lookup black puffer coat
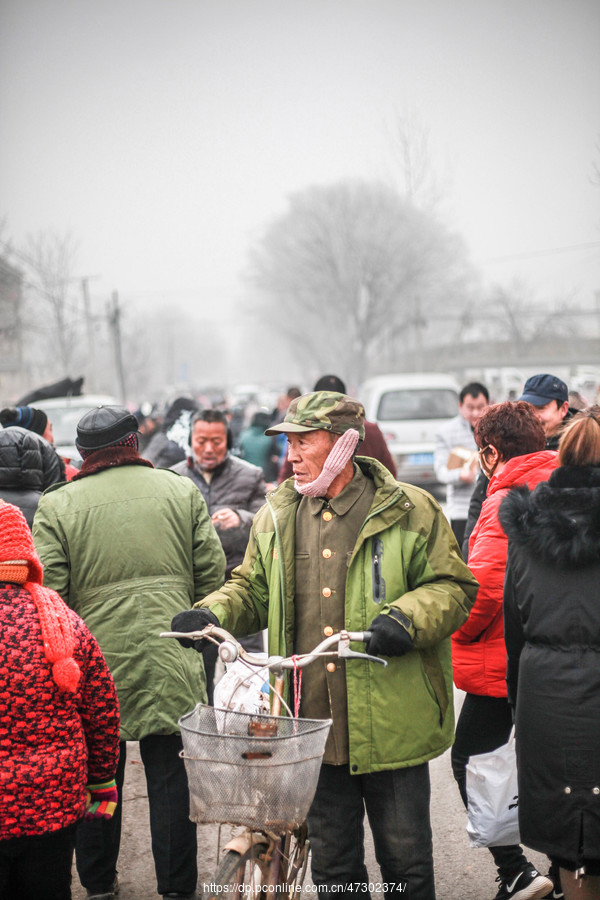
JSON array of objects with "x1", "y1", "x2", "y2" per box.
[
  {"x1": 499, "y1": 466, "x2": 600, "y2": 868},
  {"x1": 0, "y1": 427, "x2": 62, "y2": 525}
]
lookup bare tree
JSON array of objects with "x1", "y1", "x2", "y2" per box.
[
  {"x1": 478, "y1": 281, "x2": 583, "y2": 356},
  {"x1": 246, "y1": 179, "x2": 475, "y2": 383},
  {"x1": 16, "y1": 230, "x2": 81, "y2": 373},
  {"x1": 384, "y1": 106, "x2": 448, "y2": 214}
]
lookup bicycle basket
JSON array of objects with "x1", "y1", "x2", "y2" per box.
[{"x1": 179, "y1": 704, "x2": 331, "y2": 831}]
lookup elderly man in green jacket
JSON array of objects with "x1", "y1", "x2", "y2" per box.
[
  {"x1": 33, "y1": 405, "x2": 226, "y2": 900},
  {"x1": 172, "y1": 391, "x2": 478, "y2": 899}
]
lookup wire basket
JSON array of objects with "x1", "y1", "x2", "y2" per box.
[{"x1": 179, "y1": 704, "x2": 332, "y2": 831}]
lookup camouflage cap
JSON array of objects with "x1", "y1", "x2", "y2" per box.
[{"x1": 265, "y1": 391, "x2": 365, "y2": 440}]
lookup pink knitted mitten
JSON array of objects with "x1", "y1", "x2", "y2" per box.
[{"x1": 295, "y1": 429, "x2": 360, "y2": 497}]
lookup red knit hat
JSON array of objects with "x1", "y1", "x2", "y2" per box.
[{"x1": 0, "y1": 500, "x2": 81, "y2": 692}]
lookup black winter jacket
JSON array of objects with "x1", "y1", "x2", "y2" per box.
[
  {"x1": 171, "y1": 453, "x2": 266, "y2": 576},
  {"x1": 0, "y1": 427, "x2": 63, "y2": 525},
  {"x1": 499, "y1": 466, "x2": 600, "y2": 868}
]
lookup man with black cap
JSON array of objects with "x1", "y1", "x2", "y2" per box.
[
  {"x1": 171, "y1": 390, "x2": 477, "y2": 899},
  {"x1": 518, "y1": 373, "x2": 575, "y2": 449},
  {"x1": 461, "y1": 374, "x2": 576, "y2": 560},
  {"x1": 32, "y1": 405, "x2": 226, "y2": 900}
]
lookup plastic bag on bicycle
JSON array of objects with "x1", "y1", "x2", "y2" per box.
[{"x1": 213, "y1": 655, "x2": 271, "y2": 715}]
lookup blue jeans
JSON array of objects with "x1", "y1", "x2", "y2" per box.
[
  {"x1": 76, "y1": 734, "x2": 197, "y2": 895},
  {"x1": 307, "y1": 763, "x2": 435, "y2": 899}
]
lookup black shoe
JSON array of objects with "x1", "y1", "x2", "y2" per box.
[
  {"x1": 494, "y1": 864, "x2": 553, "y2": 900},
  {"x1": 162, "y1": 893, "x2": 197, "y2": 899},
  {"x1": 542, "y1": 863, "x2": 564, "y2": 899},
  {"x1": 87, "y1": 877, "x2": 119, "y2": 899}
]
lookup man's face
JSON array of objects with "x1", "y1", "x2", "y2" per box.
[
  {"x1": 287, "y1": 430, "x2": 336, "y2": 485},
  {"x1": 43, "y1": 421, "x2": 54, "y2": 444},
  {"x1": 531, "y1": 399, "x2": 569, "y2": 436},
  {"x1": 191, "y1": 421, "x2": 228, "y2": 470},
  {"x1": 459, "y1": 393, "x2": 488, "y2": 429}
]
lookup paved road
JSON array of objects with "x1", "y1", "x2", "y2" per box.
[
  {"x1": 70, "y1": 503, "x2": 550, "y2": 898},
  {"x1": 70, "y1": 700, "x2": 550, "y2": 900}
]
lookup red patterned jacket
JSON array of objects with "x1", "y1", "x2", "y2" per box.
[{"x1": 0, "y1": 582, "x2": 120, "y2": 840}]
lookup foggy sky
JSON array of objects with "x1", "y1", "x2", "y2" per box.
[{"x1": 1, "y1": 0, "x2": 599, "y2": 341}]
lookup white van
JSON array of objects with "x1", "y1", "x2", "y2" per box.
[
  {"x1": 359, "y1": 373, "x2": 460, "y2": 488},
  {"x1": 38, "y1": 394, "x2": 118, "y2": 462}
]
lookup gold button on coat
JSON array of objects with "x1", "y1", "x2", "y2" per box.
[
  {"x1": 326, "y1": 662, "x2": 336, "y2": 673},
  {"x1": 322, "y1": 548, "x2": 332, "y2": 558},
  {"x1": 323, "y1": 625, "x2": 334, "y2": 637},
  {"x1": 322, "y1": 587, "x2": 332, "y2": 597},
  {"x1": 323, "y1": 510, "x2": 333, "y2": 521}
]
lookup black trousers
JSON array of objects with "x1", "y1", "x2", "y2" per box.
[
  {"x1": 76, "y1": 734, "x2": 197, "y2": 896},
  {"x1": 451, "y1": 693, "x2": 528, "y2": 879},
  {"x1": 0, "y1": 822, "x2": 77, "y2": 900},
  {"x1": 307, "y1": 762, "x2": 436, "y2": 899}
]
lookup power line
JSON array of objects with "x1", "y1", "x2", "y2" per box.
[{"x1": 484, "y1": 241, "x2": 600, "y2": 264}]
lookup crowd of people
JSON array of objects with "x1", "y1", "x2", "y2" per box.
[{"x1": 0, "y1": 371, "x2": 598, "y2": 900}]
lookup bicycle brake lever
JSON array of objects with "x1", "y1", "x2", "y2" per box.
[
  {"x1": 338, "y1": 632, "x2": 388, "y2": 667},
  {"x1": 339, "y1": 648, "x2": 388, "y2": 666}
]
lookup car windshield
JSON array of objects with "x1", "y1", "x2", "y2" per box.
[
  {"x1": 377, "y1": 389, "x2": 457, "y2": 421},
  {"x1": 44, "y1": 405, "x2": 85, "y2": 446}
]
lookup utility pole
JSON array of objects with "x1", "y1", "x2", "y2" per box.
[
  {"x1": 81, "y1": 277, "x2": 98, "y2": 392},
  {"x1": 108, "y1": 291, "x2": 126, "y2": 403}
]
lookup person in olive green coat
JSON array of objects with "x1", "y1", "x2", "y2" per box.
[
  {"x1": 172, "y1": 391, "x2": 478, "y2": 900},
  {"x1": 33, "y1": 405, "x2": 225, "y2": 900}
]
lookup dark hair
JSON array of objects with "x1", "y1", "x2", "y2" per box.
[
  {"x1": 459, "y1": 382, "x2": 489, "y2": 404},
  {"x1": 163, "y1": 396, "x2": 198, "y2": 430},
  {"x1": 192, "y1": 409, "x2": 228, "y2": 428},
  {"x1": 474, "y1": 401, "x2": 545, "y2": 461},
  {"x1": 313, "y1": 374, "x2": 347, "y2": 393},
  {"x1": 190, "y1": 409, "x2": 232, "y2": 449},
  {"x1": 558, "y1": 406, "x2": 600, "y2": 467},
  {"x1": 286, "y1": 387, "x2": 302, "y2": 400}
]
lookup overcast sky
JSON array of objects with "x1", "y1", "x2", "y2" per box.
[{"x1": 1, "y1": 0, "x2": 599, "y2": 323}]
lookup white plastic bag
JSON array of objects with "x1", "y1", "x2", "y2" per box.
[
  {"x1": 466, "y1": 729, "x2": 521, "y2": 848},
  {"x1": 213, "y1": 654, "x2": 270, "y2": 716}
]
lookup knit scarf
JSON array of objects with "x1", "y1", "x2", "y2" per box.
[
  {"x1": 2, "y1": 567, "x2": 81, "y2": 693},
  {"x1": 0, "y1": 500, "x2": 81, "y2": 693},
  {"x1": 27, "y1": 581, "x2": 81, "y2": 693}
]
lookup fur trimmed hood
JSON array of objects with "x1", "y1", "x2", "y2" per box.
[
  {"x1": 72, "y1": 445, "x2": 154, "y2": 481},
  {"x1": 499, "y1": 466, "x2": 600, "y2": 568}
]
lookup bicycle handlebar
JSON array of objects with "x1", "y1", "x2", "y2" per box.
[{"x1": 160, "y1": 625, "x2": 388, "y2": 670}]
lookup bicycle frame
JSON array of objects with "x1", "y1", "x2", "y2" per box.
[{"x1": 161, "y1": 626, "x2": 386, "y2": 896}]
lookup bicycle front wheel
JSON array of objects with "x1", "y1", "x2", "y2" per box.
[{"x1": 205, "y1": 841, "x2": 270, "y2": 899}]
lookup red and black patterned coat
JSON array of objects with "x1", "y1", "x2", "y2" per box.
[{"x1": 0, "y1": 581, "x2": 120, "y2": 840}]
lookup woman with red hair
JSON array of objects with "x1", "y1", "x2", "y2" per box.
[{"x1": 451, "y1": 402, "x2": 557, "y2": 900}]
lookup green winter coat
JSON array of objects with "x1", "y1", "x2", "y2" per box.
[
  {"x1": 197, "y1": 458, "x2": 478, "y2": 774},
  {"x1": 33, "y1": 463, "x2": 226, "y2": 741}
]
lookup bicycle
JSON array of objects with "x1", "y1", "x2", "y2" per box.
[{"x1": 161, "y1": 624, "x2": 386, "y2": 899}]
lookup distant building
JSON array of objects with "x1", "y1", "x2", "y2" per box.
[{"x1": 0, "y1": 256, "x2": 24, "y2": 400}]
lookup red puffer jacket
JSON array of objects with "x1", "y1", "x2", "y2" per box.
[
  {"x1": 0, "y1": 583, "x2": 120, "y2": 840},
  {"x1": 452, "y1": 451, "x2": 557, "y2": 697}
]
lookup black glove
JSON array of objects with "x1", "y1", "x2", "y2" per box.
[
  {"x1": 170, "y1": 608, "x2": 220, "y2": 651},
  {"x1": 366, "y1": 609, "x2": 413, "y2": 658}
]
